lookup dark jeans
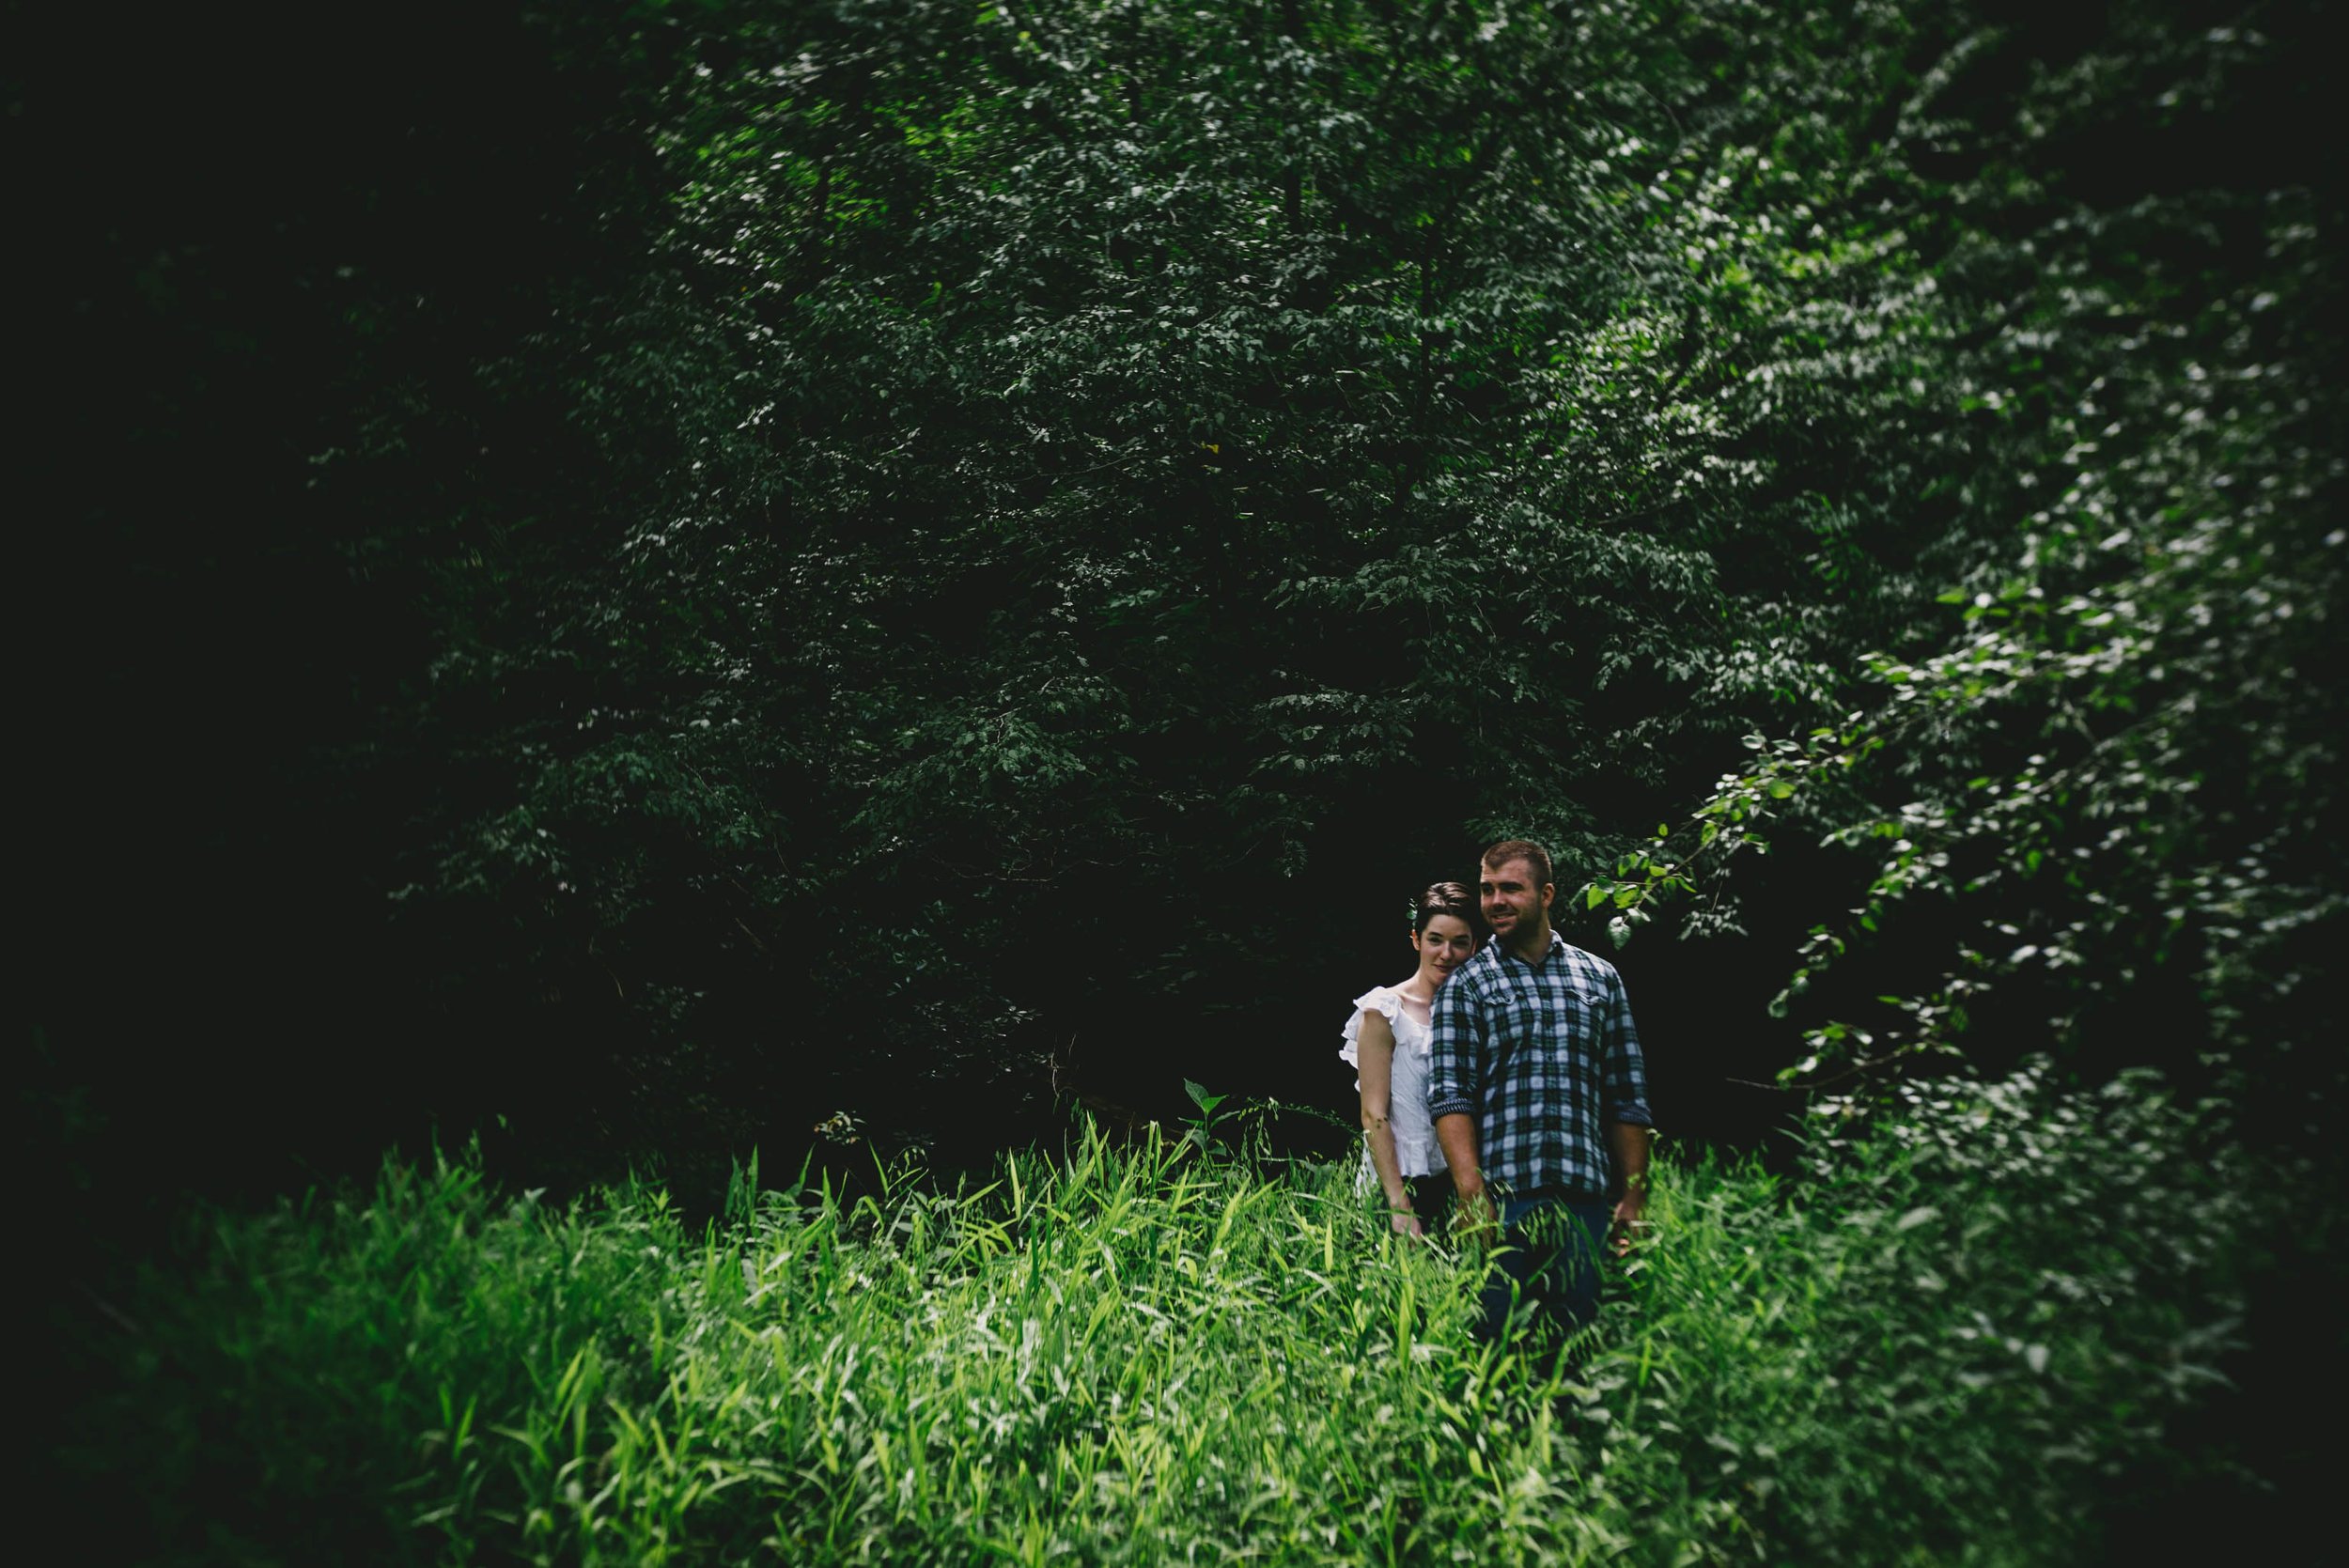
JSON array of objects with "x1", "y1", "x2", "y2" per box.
[{"x1": 1473, "y1": 1195, "x2": 1615, "y2": 1349}]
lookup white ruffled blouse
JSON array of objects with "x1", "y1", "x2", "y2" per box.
[{"x1": 1339, "y1": 985, "x2": 1448, "y2": 1180}]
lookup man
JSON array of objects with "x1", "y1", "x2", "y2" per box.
[{"x1": 1429, "y1": 838, "x2": 1654, "y2": 1349}]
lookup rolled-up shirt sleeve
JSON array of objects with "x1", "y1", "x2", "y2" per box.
[
  {"x1": 1426, "y1": 972, "x2": 1481, "y2": 1122},
  {"x1": 1600, "y1": 967, "x2": 1654, "y2": 1127}
]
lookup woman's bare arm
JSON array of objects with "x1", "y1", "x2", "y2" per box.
[{"x1": 1354, "y1": 1010, "x2": 1422, "y2": 1236}]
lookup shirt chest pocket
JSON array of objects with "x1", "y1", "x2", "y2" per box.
[
  {"x1": 1498, "y1": 985, "x2": 1603, "y2": 1061},
  {"x1": 1546, "y1": 987, "x2": 1602, "y2": 1046}
]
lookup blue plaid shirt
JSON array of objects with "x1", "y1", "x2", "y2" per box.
[{"x1": 1427, "y1": 932, "x2": 1654, "y2": 1199}]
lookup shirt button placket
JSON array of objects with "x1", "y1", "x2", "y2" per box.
[{"x1": 1539, "y1": 983, "x2": 1554, "y2": 1083}]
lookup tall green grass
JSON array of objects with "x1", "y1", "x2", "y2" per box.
[{"x1": 66, "y1": 1063, "x2": 2249, "y2": 1565}]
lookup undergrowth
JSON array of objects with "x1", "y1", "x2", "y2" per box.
[{"x1": 65, "y1": 1062, "x2": 2250, "y2": 1565}]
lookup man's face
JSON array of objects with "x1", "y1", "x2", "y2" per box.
[{"x1": 1480, "y1": 858, "x2": 1551, "y2": 943}]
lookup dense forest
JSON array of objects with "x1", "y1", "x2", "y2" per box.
[{"x1": 21, "y1": 0, "x2": 2343, "y2": 1559}]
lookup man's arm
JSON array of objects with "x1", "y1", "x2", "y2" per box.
[
  {"x1": 1436, "y1": 1112, "x2": 1490, "y2": 1235},
  {"x1": 1427, "y1": 972, "x2": 1492, "y2": 1238},
  {"x1": 1609, "y1": 1119, "x2": 1651, "y2": 1246},
  {"x1": 1598, "y1": 963, "x2": 1655, "y2": 1246}
]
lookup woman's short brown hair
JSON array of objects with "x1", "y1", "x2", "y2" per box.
[{"x1": 1413, "y1": 880, "x2": 1483, "y2": 938}]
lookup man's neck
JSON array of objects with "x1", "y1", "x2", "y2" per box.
[{"x1": 1504, "y1": 918, "x2": 1554, "y2": 967}]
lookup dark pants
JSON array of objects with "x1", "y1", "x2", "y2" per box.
[{"x1": 1473, "y1": 1195, "x2": 1615, "y2": 1349}]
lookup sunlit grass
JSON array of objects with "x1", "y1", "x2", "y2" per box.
[{"x1": 70, "y1": 1065, "x2": 2248, "y2": 1565}]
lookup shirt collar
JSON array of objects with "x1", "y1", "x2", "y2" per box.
[{"x1": 1489, "y1": 928, "x2": 1568, "y2": 969}]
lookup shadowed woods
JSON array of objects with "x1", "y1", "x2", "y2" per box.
[{"x1": 17, "y1": 0, "x2": 2345, "y2": 1557}]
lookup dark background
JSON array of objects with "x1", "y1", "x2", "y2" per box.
[
  {"x1": 14, "y1": 9, "x2": 2341, "y2": 1550},
  {"x1": 16, "y1": 0, "x2": 2340, "y2": 1232}
]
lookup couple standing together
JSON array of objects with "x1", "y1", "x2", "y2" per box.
[{"x1": 1340, "y1": 839, "x2": 1655, "y2": 1347}]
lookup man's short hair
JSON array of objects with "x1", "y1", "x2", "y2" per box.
[{"x1": 1481, "y1": 837, "x2": 1554, "y2": 892}]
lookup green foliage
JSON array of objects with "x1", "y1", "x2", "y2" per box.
[
  {"x1": 54, "y1": 0, "x2": 2339, "y2": 1200},
  {"x1": 1599, "y1": 1062, "x2": 2253, "y2": 1562},
  {"x1": 101, "y1": 0, "x2": 2295, "y2": 1185},
  {"x1": 39, "y1": 7, "x2": 2338, "y2": 1552},
  {"x1": 1180, "y1": 1076, "x2": 1231, "y2": 1152},
  {"x1": 1564, "y1": 1, "x2": 2345, "y2": 1114},
  {"x1": 74, "y1": 1075, "x2": 2252, "y2": 1564},
  {"x1": 331, "y1": 0, "x2": 2228, "y2": 1146}
]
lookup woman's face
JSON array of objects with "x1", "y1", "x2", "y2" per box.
[{"x1": 1414, "y1": 913, "x2": 1477, "y2": 986}]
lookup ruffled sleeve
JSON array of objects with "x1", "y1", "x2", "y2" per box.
[{"x1": 1337, "y1": 986, "x2": 1405, "y2": 1071}]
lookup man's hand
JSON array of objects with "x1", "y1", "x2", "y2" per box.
[
  {"x1": 1389, "y1": 1206, "x2": 1424, "y2": 1238},
  {"x1": 1609, "y1": 1121, "x2": 1653, "y2": 1256},
  {"x1": 1610, "y1": 1187, "x2": 1649, "y2": 1256},
  {"x1": 1452, "y1": 1179, "x2": 1498, "y2": 1253},
  {"x1": 1435, "y1": 1111, "x2": 1490, "y2": 1252}
]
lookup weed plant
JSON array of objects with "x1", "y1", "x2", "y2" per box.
[{"x1": 65, "y1": 1063, "x2": 2248, "y2": 1565}]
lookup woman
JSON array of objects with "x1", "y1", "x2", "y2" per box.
[{"x1": 1340, "y1": 881, "x2": 1481, "y2": 1235}]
